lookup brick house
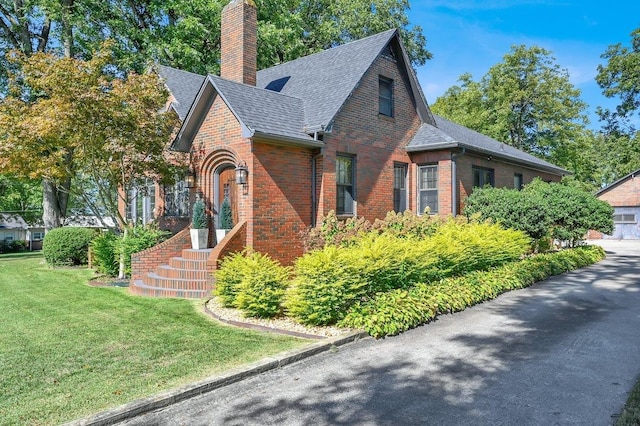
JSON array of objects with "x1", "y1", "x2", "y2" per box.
[
  {"x1": 590, "y1": 168, "x2": 640, "y2": 239},
  {"x1": 129, "y1": 0, "x2": 567, "y2": 297}
]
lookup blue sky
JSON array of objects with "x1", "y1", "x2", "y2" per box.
[{"x1": 407, "y1": 1, "x2": 640, "y2": 129}]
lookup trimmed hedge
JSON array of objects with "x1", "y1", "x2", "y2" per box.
[
  {"x1": 286, "y1": 219, "x2": 531, "y2": 326},
  {"x1": 43, "y1": 227, "x2": 96, "y2": 266},
  {"x1": 339, "y1": 245, "x2": 606, "y2": 338}
]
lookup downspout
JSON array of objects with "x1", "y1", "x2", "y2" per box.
[
  {"x1": 311, "y1": 148, "x2": 323, "y2": 228},
  {"x1": 451, "y1": 147, "x2": 466, "y2": 216}
]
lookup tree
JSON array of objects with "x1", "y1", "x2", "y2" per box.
[
  {"x1": 0, "y1": 175, "x2": 42, "y2": 222},
  {"x1": 596, "y1": 28, "x2": 640, "y2": 124},
  {"x1": 0, "y1": 44, "x2": 180, "y2": 276},
  {"x1": 431, "y1": 45, "x2": 589, "y2": 165},
  {"x1": 463, "y1": 178, "x2": 614, "y2": 248}
]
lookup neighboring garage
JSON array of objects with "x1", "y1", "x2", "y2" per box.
[{"x1": 595, "y1": 168, "x2": 640, "y2": 239}]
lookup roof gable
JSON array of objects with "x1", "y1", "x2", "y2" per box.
[
  {"x1": 157, "y1": 65, "x2": 206, "y2": 120},
  {"x1": 256, "y1": 29, "x2": 397, "y2": 131},
  {"x1": 168, "y1": 28, "x2": 434, "y2": 149},
  {"x1": 0, "y1": 213, "x2": 28, "y2": 230},
  {"x1": 596, "y1": 168, "x2": 640, "y2": 196}
]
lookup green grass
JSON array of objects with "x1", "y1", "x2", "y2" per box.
[
  {"x1": 0, "y1": 254, "x2": 306, "y2": 425},
  {"x1": 617, "y1": 376, "x2": 640, "y2": 425}
]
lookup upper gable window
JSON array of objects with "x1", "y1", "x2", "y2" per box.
[{"x1": 379, "y1": 77, "x2": 393, "y2": 117}]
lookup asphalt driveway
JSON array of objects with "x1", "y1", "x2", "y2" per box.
[{"x1": 119, "y1": 240, "x2": 640, "y2": 426}]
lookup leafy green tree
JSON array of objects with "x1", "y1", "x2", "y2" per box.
[
  {"x1": 596, "y1": 28, "x2": 640, "y2": 123},
  {"x1": 463, "y1": 178, "x2": 613, "y2": 248},
  {"x1": 432, "y1": 45, "x2": 589, "y2": 165},
  {"x1": 0, "y1": 175, "x2": 42, "y2": 222}
]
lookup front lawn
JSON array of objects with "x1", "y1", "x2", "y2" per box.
[{"x1": 0, "y1": 254, "x2": 305, "y2": 425}]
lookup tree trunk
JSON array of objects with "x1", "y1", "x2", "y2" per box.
[
  {"x1": 42, "y1": 178, "x2": 70, "y2": 231},
  {"x1": 118, "y1": 226, "x2": 128, "y2": 279}
]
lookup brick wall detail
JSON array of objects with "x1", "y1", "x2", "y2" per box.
[
  {"x1": 130, "y1": 227, "x2": 192, "y2": 282},
  {"x1": 598, "y1": 175, "x2": 640, "y2": 207},
  {"x1": 207, "y1": 220, "x2": 247, "y2": 271}
]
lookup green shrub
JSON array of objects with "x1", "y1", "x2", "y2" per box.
[
  {"x1": 117, "y1": 224, "x2": 171, "y2": 277},
  {"x1": 214, "y1": 251, "x2": 248, "y2": 307},
  {"x1": 90, "y1": 232, "x2": 119, "y2": 276},
  {"x1": 235, "y1": 252, "x2": 290, "y2": 318},
  {"x1": 340, "y1": 245, "x2": 605, "y2": 338},
  {"x1": 303, "y1": 210, "x2": 372, "y2": 250},
  {"x1": 464, "y1": 178, "x2": 614, "y2": 248},
  {"x1": 0, "y1": 240, "x2": 26, "y2": 254},
  {"x1": 373, "y1": 210, "x2": 443, "y2": 239},
  {"x1": 286, "y1": 245, "x2": 369, "y2": 325},
  {"x1": 43, "y1": 227, "x2": 96, "y2": 266},
  {"x1": 219, "y1": 198, "x2": 234, "y2": 229},
  {"x1": 191, "y1": 198, "x2": 207, "y2": 229},
  {"x1": 287, "y1": 218, "x2": 530, "y2": 326},
  {"x1": 215, "y1": 251, "x2": 290, "y2": 318}
]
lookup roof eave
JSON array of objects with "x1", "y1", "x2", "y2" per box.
[
  {"x1": 253, "y1": 131, "x2": 325, "y2": 149},
  {"x1": 407, "y1": 142, "x2": 569, "y2": 176}
]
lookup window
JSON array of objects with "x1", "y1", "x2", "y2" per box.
[
  {"x1": 32, "y1": 232, "x2": 44, "y2": 241},
  {"x1": 164, "y1": 174, "x2": 190, "y2": 217},
  {"x1": 473, "y1": 166, "x2": 495, "y2": 188},
  {"x1": 614, "y1": 214, "x2": 636, "y2": 223},
  {"x1": 514, "y1": 173, "x2": 524, "y2": 190},
  {"x1": 393, "y1": 163, "x2": 408, "y2": 213},
  {"x1": 127, "y1": 179, "x2": 156, "y2": 224},
  {"x1": 379, "y1": 77, "x2": 393, "y2": 117},
  {"x1": 418, "y1": 165, "x2": 438, "y2": 214},
  {"x1": 4, "y1": 235, "x2": 13, "y2": 242},
  {"x1": 336, "y1": 155, "x2": 355, "y2": 215}
]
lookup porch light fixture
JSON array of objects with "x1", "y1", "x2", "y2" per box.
[
  {"x1": 185, "y1": 170, "x2": 196, "y2": 188},
  {"x1": 235, "y1": 161, "x2": 248, "y2": 186}
]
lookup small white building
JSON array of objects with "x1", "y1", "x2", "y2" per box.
[{"x1": 0, "y1": 213, "x2": 29, "y2": 247}]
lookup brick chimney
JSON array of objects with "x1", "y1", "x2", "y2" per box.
[{"x1": 221, "y1": 0, "x2": 257, "y2": 86}]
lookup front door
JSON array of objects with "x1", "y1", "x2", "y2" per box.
[{"x1": 217, "y1": 167, "x2": 238, "y2": 227}]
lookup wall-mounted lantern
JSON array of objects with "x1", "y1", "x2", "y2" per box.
[
  {"x1": 185, "y1": 170, "x2": 196, "y2": 188},
  {"x1": 235, "y1": 161, "x2": 248, "y2": 187}
]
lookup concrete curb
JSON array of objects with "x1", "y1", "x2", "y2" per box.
[{"x1": 63, "y1": 330, "x2": 369, "y2": 426}]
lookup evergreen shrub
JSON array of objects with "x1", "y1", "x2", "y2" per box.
[{"x1": 43, "y1": 227, "x2": 96, "y2": 266}]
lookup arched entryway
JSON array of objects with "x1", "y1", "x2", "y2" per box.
[{"x1": 214, "y1": 165, "x2": 239, "y2": 228}]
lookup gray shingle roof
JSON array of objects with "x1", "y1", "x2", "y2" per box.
[
  {"x1": 208, "y1": 75, "x2": 312, "y2": 141},
  {"x1": 407, "y1": 115, "x2": 568, "y2": 175},
  {"x1": 256, "y1": 29, "x2": 398, "y2": 131},
  {"x1": 157, "y1": 65, "x2": 205, "y2": 120}
]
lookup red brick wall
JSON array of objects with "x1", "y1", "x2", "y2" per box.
[
  {"x1": 320, "y1": 54, "x2": 420, "y2": 222},
  {"x1": 250, "y1": 140, "x2": 314, "y2": 264},
  {"x1": 220, "y1": 0, "x2": 257, "y2": 86},
  {"x1": 130, "y1": 227, "x2": 192, "y2": 282},
  {"x1": 208, "y1": 220, "x2": 247, "y2": 270},
  {"x1": 598, "y1": 175, "x2": 640, "y2": 207}
]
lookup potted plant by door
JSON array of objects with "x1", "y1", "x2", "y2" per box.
[
  {"x1": 190, "y1": 198, "x2": 209, "y2": 250},
  {"x1": 216, "y1": 198, "x2": 234, "y2": 243}
]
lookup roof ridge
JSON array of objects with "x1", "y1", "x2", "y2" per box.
[{"x1": 257, "y1": 28, "x2": 397, "y2": 73}]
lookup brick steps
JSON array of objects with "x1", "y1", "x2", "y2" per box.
[
  {"x1": 130, "y1": 280, "x2": 211, "y2": 299},
  {"x1": 129, "y1": 248, "x2": 214, "y2": 299}
]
